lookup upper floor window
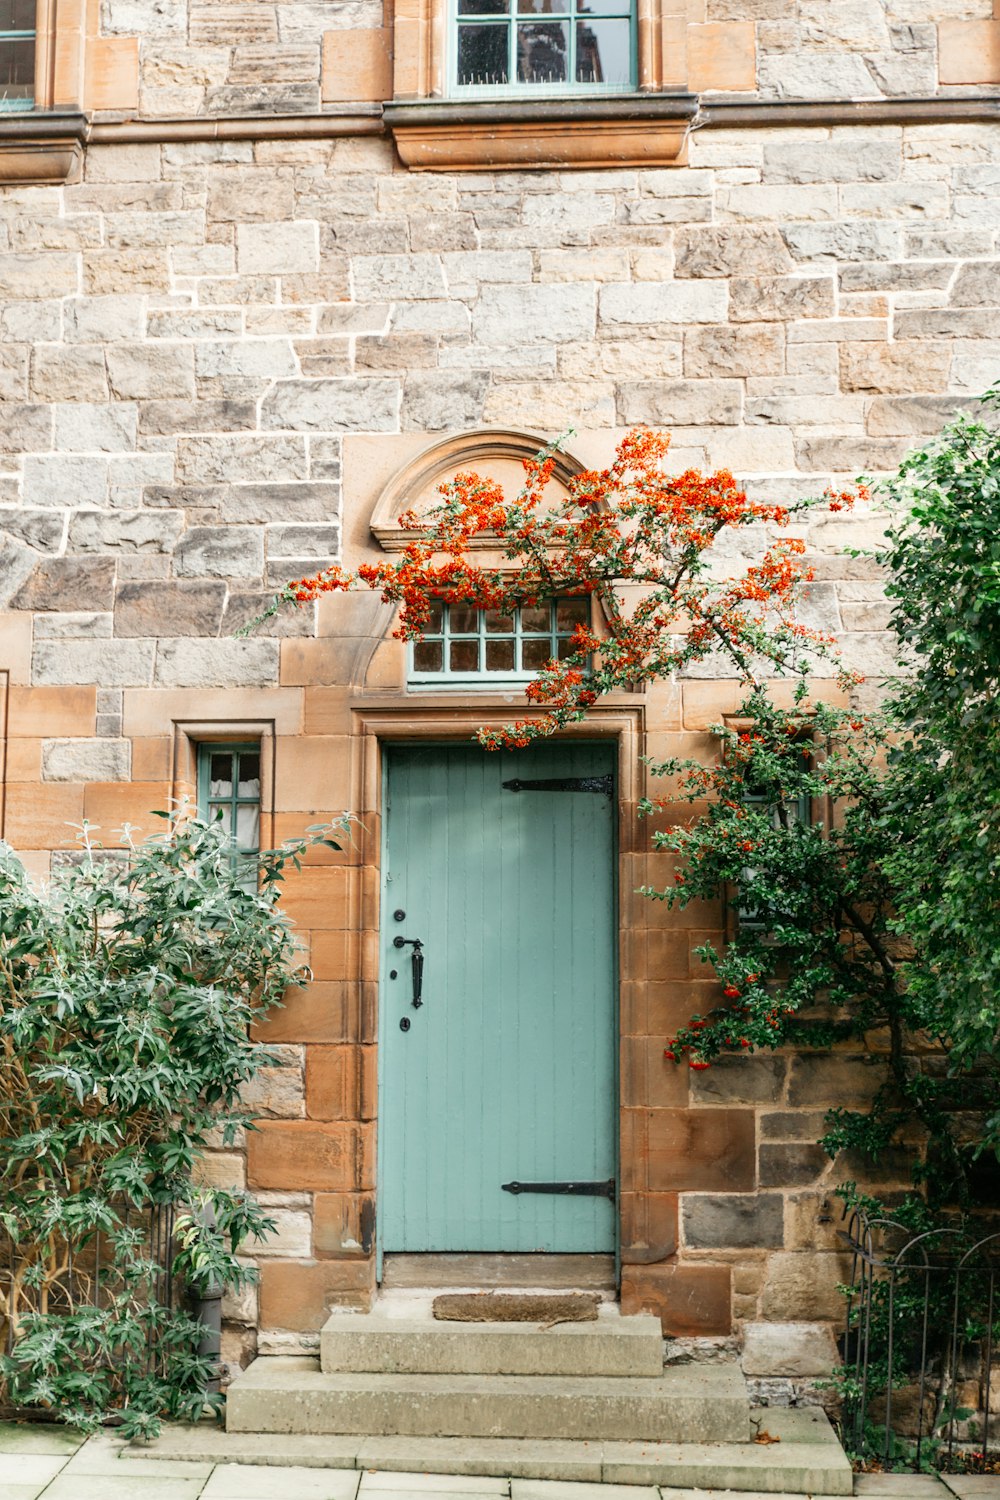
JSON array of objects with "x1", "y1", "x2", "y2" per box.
[
  {"x1": 0, "y1": 0, "x2": 35, "y2": 111},
  {"x1": 198, "y1": 743, "x2": 261, "y2": 887},
  {"x1": 453, "y1": 0, "x2": 634, "y2": 94},
  {"x1": 410, "y1": 597, "x2": 591, "y2": 684}
]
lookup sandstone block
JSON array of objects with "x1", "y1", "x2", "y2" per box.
[
  {"x1": 787, "y1": 1053, "x2": 884, "y2": 1107},
  {"x1": 758, "y1": 52, "x2": 878, "y2": 97},
  {"x1": 31, "y1": 345, "x2": 109, "y2": 403},
  {"x1": 313, "y1": 1192, "x2": 375, "y2": 1259},
  {"x1": 33, "y1": 639, "x2": 155, "y2": 688},
  {"x1": 306, "y1": 1045, "x2": 376, "y2": 1122},
  {"x1": 107, "y1": 343, "x2": 195, "y2": 399},
  {"x1": 690, "y1": 1054, "x2": 787, "y2": 1104},
  {"x1": 674, "y1": 226, "x2": 793, "y2": 279},
  {"x1": 175, "y1": 525, "x2": 265, "y2": 579},
  {"x1": 241, "y1": 1064, "x2": 306, "y2": 1121},
  {"x1": 794, "y1": 436, "x2": 909, "y2": 472},
  {"x1": 759, "y1": 1143, "x2": 829, "y2": 1187},
  {"x1": 865, "y1": 395, "x2": 974, "y2": 437},
  {"x1": 12, "y1": 558, "x2": 116, "y2": 613},
  {"x1": 42, "y1": 738, "x2": 131, "y2": 783},
  {"x1": 0, "y1": 509, "x2": 64, "y2": 552},
  {"x1": 401, "y1": 372, "x2": 488, "y2": 431},
  {"x1": 682, "y1": 1194, "x2": 785, "y2": 1250},
  {"x1": 248, "y1": 1120, "x2": 374, "y2": 1192},
  {"x1": 782, "y1": 223, "x2": 901, "y2": 263},
  {"x1": 617, "y1": 380, "x2": 742, "y2": 426},
  {"x1": 474, "y1": 283, "x2": 595, "y2": 344},
  {"x1": 252, "y1": 1208, "x2": 313, "y2": 1258},
  {"x1": 938, "y1": 19, "x2": 1000, "y2": 85},
  {"x1": 951, "y1": 260, "x2": 1000, "y2": 306},
  {"x1": 729, "y1": 275, "x2": 835, "y2": 322},
  {"x1": 258, "y1": 1256, "x2": 372, "y2": 1328},
  {"x1": 260, "y1": 379, "x2": 400, "y2": 434},
  {"x1": 68, "y1": 510, "x2": 184, "y2": 553},
  {"x1": 742, "y1": 1321, "x2": 838, "y2": 1377},
  {"x1": 220, "y1": 483, "x2": 341, "y2": 524},
  {"x1": 762, "y1": 140, "x2": 900, "y2": 185},
  {"x1": 267, "y1": 524, "x2": 340, "y2": 557},
  {"x1": 317, "y1": 303, "x2": 391, "y2": 335},
  {"x1": 0, "y1": 253, "x2": 79, "y2": 300},
  {"x1": 153, "y1": 637, "x2": 279, "y2": 688},
  {"x1": 684, "y1": 324, "x2": 785, "y2": 379},
  {"x1": 63, "y1": 296, "x2": 146, "y2": 343},
  {"x1": 236, "y1": 220, "x2": 320, "y2": 275},
  {"x1": 54, "y1": 403, "x2": 138, "y2": 453},
  {"x1": 599, "y1": 281, "x2": 727, "y2": 327},
  {"x1": 351, "y1": 253, "x2": 446, "y2": 301},
  {"x1": 622, "y1": 1263, "x2": 731, "y2": 1337},
  {"x1": 621, "y1": 1108, "x2": 755, "y2": 1195},
  {"x1": 0, "y1": 404, "x2": 52, "y2": 454},
  {"x1": 839, "y1": 182, "x2": 949, "y2": 220},
  {"x1": 760, "y1": 1251, "x2": 850, "y2": 1322},
  {"x1": 114, "y1": 580, "x2": 227, "y2": 637},
  {"x1": 840, "y1": 342, "x2": 950, "y2": 393},
  {"x1": 176, "y1": 435, "x2": 308, "y2": 483}
]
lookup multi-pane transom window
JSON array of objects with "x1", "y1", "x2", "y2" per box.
[
  {"x1": 197, "y1": 743, "x2": 262, "y2": 884},
  {"x1": 0, "y1": 0, "x2": 34, "y2": 111},
  {"x1": 454, "y1": 0, "x2": 634, "y2": 92},
  {"x1": 410, "y1": 598, "x2": 591, "y2": 683}
]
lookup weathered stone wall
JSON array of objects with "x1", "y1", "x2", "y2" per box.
[{"x1": 2, "y1": 117, "x2": 1000, "y2": 1368}]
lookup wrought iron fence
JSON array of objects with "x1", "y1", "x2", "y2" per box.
[{"x1": 841, "y1": 1207, "x2": 1000, "y2": 1473}]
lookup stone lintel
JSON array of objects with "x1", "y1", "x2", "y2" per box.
[
  {"x1": 0, "y1": 111, "x2": 88, "y2": 186},
  {"x1": 383, "y1": 95, "x2": 698, "y2": 172}
]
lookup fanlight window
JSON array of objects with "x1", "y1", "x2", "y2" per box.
[{"x1": 409, "y1": 597, "x2": 591, "y2": 683}]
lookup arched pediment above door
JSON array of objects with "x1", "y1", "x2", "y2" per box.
[{"x1": 369, "y1": 429, "x2": 587, "y2": 552}]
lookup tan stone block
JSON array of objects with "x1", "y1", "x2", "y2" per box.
[
  {"x1": 306, "y1": 1045, "x2": 376, "y2": 1121},
  {"x1": 760, "y1": 1250, "x2": 851, "y2": 1321},
  {"x1": 322, "y1": 28, "x2": 392, "y2": 102},
  {"x1": 82, "y1": 782, "x2": 171, "y2": 839},
  {"x1": 85, "y1": 37, "x2": 139, "y2": 111},
  {"x1": 253, "y1": 980, "x2": 366, "y2": 1045},
  {"x1": 622, "y1": 978, "x2": 717, "y2": 1040},
  {"x1": 131, "y1": 737, "x2": 173, "y2": 781},
  {"x1": 5, "y1": 783, "x2": 85, "y2": 850},
  {"x1": 273, "y1": 734, "x2": 352, "y2": 813},
  {"x1": 687, "y1": 21, "x2": 756, "y2": 91},
  {"x1": 302, "y1": 687, "x2": 354, "y2": 737},
  {"x1": 192, "y1": 1150, "x2": 246, "y2": 1190},
  {"x1": 247, "y1": 1120, "x2": 374, "y2": 1191},
  {"x1": 622, "y1": 1262, "x2": 731, "y2": 1336},
  {"x1": 8, "y1": 685, "x2": 97, "y2": 738},
  {"x1": 621, "y1": 1192, "x2": 679, "y2": 1263},
  {"x1": 280, "y1": 867, "x2": 354, "y2": 929},
  {"x1": 938, "y1": 19, "x2": 1000, "y2": 84},
  {"x1": 621, "y1": 1108, "x2": 755, "y2": 1194},
  {"x1": 308, "y1": 929, "x2": 361, "y2": 983},
  {"x1": 259, "y1": 1257, "x2": 373, "y2": 1328},
  {"x1": 4, "y1": 738, "x2": 41, "y2": 782},
  {"x1": 313, "y1": 1192, "x2": 375, "y2": 1258},
  {"x1": 840, "y1": 343, "x2": 951, "y2": 394},
  {"x1": 622, "y1": 1035, "x2": 690, "y2": 1109}
]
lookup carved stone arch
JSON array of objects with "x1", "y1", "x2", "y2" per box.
[{"x1": 369, "y1": 428, "x2": 587, "y2": 552}]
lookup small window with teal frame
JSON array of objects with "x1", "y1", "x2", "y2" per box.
[
  {"x1": 452, "y1": 0, "x2": 635, "y2": 94},
  {"x1": 0, "y1": 0, "x2": 35, "y2": 112},
  {"x1": 197, "y1": 743, "x2": 261, "y2": 887},
  {"x1": 737, "y1": 743, "x2": 812, "y2": 933},
  {"x1": 409, "y1": 597, "x2": 591, "y2": 686}
]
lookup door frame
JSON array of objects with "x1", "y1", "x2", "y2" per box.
[{"x1": 350, "y1": 703, "x2": 643, "y2": 1290}]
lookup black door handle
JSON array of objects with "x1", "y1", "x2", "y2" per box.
[{"x1": 393, "y1": 936, "x2": 424, "y2": 1008}]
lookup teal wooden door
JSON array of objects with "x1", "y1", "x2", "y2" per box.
[{"x1": 380, "y1": 742, "x2": 617, "y2": 1253}]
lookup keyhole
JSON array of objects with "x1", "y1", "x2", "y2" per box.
[{"x1": 399, "y1": 1016, "x2": 411, "y2": 1032}]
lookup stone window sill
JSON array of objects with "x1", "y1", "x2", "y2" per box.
[
  {"x1": 0, "y1": 111, "x2": 88, "y2": 184},
  {"x1": 382, "y1": 93, "x2": 698, "y2": 171}
]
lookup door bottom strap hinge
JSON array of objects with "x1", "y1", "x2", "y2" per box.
[{"x1": 501, "y1": 1179, "x2": 616, "y2": 1201}]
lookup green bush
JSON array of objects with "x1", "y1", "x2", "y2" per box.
[{"x1": 0, "y1": 809, "x2": 347, "y2": 1438}]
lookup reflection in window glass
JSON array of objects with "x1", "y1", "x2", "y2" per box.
[
  {"x1": 576, "y1": 17, "x2": 630, "y2": 83},
  {"x1": 457, "y1": 22, "x2": 510, "y2": 84},
  {"x1": 454, "y1": 0, "x2": 632, "y2": 92},
  {"x1": 517, "y1": 20, "x2": 568, "y2": 82},
  {"x1": 409, "y1": 598, "x2": 592, "y2": 681},
  {"x1": 0, "y1": 0, "x2": 34, "y2": 109}
]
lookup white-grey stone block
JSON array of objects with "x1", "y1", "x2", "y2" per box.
[
  {"x1": 474, "y1": 283, "x2": 596, "y2": 344},
  {"x1": 33, "y1": 639, "x2": 156, "y2": 688},
  {"x1": 68, "y1": 509, "x2": 184, "y2": 553},
  {"x1": 351, "y1": 253, "x2": 448, "y2": 301},
  {"x1": 237, "y1": 221, "x2": 320, "y2": 275},
  {"x1": 24, "y1": 455, "x2": 109, "y2": 508},
  {"x1": 260, "y1": 378, "x2": 400, "y2": 434},
  {"x1": 42, "y1": 738, "x2": 131, "y2": 783},
  {"x1": 107, "y1": 343, "x2": 196, "y2": 399},
  {"x1": 742, "y1": 1321, "x2": 839, "y2": 1378},
  {"x1": 54, "y1": 403, "x2": 138, "y2": 454},
  {"x1": 599, "y1": 281, "x2": 728, "y2": 327},
  {"x1": 175, "y1": 525, "x2": 265, "y2": 579},
  {"x1": 153, "y1": 637, "x2": 279, "y2": 688}
]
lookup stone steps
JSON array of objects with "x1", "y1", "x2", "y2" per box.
[
  {"x1": 225, "y1": 1356, "x2": 750, "y2": 1444},
  {"x1": 319, "y1": 1310, "x2": 665, "y2": 1377},
  {"x1": 128, "y1": 1407, "x2": 854, "y2": 1494}
]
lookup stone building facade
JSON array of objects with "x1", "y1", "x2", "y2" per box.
[{"x1": 1, "y1": 0, "x2": 999, "y2": 1374}]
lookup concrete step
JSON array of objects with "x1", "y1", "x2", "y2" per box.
[
  {"x1": 320, "y1": 1309, "x2": 665, "y2": 1377},
  {"x1": 225, "y1": 1356, "x2": 750, "y2": 1444},
  {"x1": 132, "y1": 1406, "x2": 853, "y2": 1494}
]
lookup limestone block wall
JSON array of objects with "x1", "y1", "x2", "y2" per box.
[{"x1": 1, "y1": 120, "x2": 999, "y2": 1363}]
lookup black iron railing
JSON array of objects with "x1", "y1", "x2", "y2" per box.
[{"x1": 841, "y1": 1207, "x2": 1000, "y2": 1472}]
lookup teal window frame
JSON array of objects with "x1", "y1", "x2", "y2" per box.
[
  {"x1": 0, "y1": 0, "x2": 35, "y2": 112},
  {"x1": 197, "y1": 741, "x2": 262, "y2": 887},
  {"x1": 408, "y1": 597, "x2": 592, "y2": 688},
  {"x1": 449, "y1": 0, "x2": 637, "y2": 97}
]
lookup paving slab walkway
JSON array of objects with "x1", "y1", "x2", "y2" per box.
[{"x1": 1, "y1": 1421, "x2": 998, "y2": 1500}]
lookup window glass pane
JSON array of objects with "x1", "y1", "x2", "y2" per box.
[
  {"x1": 0, "y1": 36, "x2": 33, "y2": 97},
  {"x1": 516, "y1": 0, "x2": 569, "y2": 12},
  {"x1": 208, "y1": 801, "x2": 231, "y2": 829},
  {"x1": 426, "y1": 602, "x2": 444, "y2": 633},
  {"x1": 459, "y1": 0, "x2": 509, "y2": 11},
  {"x1": 485, "y1": 639, "x2": 516, "y2": 672},
  {"x1": 556, "y1": 596, "x2": 590, "y2": 632},
  {"x1": 449, "y1": 604, "x2": 479, "y2": 634},
  {"x1": 209, "y1": 753, "x2": 233, "y2": 795},
  {"x1": 522, "y1": 638, "x2": 553, "y2": 670},
  {"x1": 238, "y1": 751, "x2": 261, "y2": 792},
  {"x1": 450, "y1": 639, "x2": 480, "y2": 672},
  {"x1": 520, "y1": 603, "x2": 551, "y2": 633},
  {"x1": 516, "y1": 20, "x2": 568, "y2": 83},
  {"x1": 457, "y1": 22, "x2": 510, "y2": 85},
  {"x1": 575, "y1": 17, "x2": 630, "y2": 83},
  {"x1": 413, "y1": 640, "x2": 443, "y2": 672},
  {"x1": 235, "y1": 803, "x2": 261, "y2": 851},
  {"x1": 0, "y1": 0, "x2": 35, "y2": 30},
  {"x1": 557, "y1": 637, "x2": 579, "y2": 660},
  {"x1": 484, "y1": 609, "x2": 515, "y2": 634}
]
